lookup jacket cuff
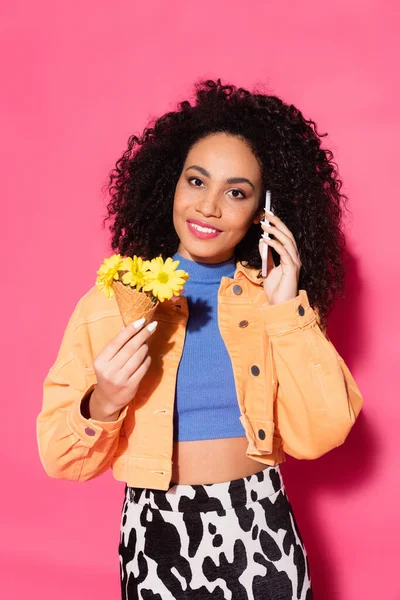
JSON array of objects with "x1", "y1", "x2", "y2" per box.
[
  {"x1": 66, "y1": 384, "x2": 129, "y2": 448},
  {"x1": 258, "y1": 289, "x2": 316, "y2": 336}
]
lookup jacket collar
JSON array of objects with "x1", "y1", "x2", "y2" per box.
[{"x1": 234, "y1": 260, "x2": 263, "y2": 286}]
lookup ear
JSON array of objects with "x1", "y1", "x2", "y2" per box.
[{"x1": 253, "y1": 211, "x2": 264, "y2": 225}]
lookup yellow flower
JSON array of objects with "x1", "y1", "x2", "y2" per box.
[
  {"x1": 120, "y1": 255, "x2": 151, "y2": 291},
  {"x1": 143, "y1": 256, "x2": 189, "y2": 302},
  {"x1": 95, "y1": 254, "x2": 124, "y2": 298}
]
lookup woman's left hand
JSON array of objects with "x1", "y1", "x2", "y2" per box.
[{"x1": 258, "y1": 212, "x2": 302, "y2": 305}]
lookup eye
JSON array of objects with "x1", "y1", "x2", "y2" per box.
[
  {"x1": 188, "y1": 177, "x2": 204, "y2": 187},
  {"x1": 189, "y1": 177, "x2": 246, "y2": 200},
  {"x1": 227, "y1": 189, "x2": 246, "y2": 199}
]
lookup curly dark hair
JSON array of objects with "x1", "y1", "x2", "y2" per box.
[{"x1": 102, "y1": 77, "x2": 351, "y2": 330}]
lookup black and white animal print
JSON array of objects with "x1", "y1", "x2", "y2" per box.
[{"x1": 119, "y1": 466, "x2": 313, "y2": 599}]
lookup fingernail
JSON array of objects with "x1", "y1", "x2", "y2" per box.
[
  {"x1": 147, "y1": 321, "x2": 158, "y2": 332},
  {"x1": 132, "y1": 317, "x2": 145, "y2": 328},
  {"x1": 265, "y1": 209, "x2": 274, "y2": 215}
]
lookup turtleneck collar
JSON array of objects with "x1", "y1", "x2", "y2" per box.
[{"x1": 172, "y1": 251, "x2": 236, "y2": 283}]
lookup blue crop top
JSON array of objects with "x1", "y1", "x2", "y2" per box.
[{"x1": 172, "y1": 252, "x2": 246, "y2": 441}]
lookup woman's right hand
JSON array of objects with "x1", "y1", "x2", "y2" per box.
[{"x1": 88, "y1": 317, "x2": 158, "y2": 422}]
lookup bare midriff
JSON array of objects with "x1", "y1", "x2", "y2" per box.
[{"x1": 171, "y1": 436, "x2": 266, "y2": 485}]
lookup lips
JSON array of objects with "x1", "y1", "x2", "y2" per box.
[
  {"x1": 187, "y1": 219, "x2": 222, "y2": 232},
  {"x1": 186, "y1": 220, "x2": 222, "y2": 239}
]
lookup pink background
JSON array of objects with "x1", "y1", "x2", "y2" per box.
[{"x1": 2, "y1": 1, "x2": 399, "y2": 598}]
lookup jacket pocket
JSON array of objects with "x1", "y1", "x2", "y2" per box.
[{"x1": 239, "y1": 414, "x2": 275, "y2": 454}]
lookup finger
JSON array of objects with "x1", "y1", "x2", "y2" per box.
[
  {"x1": 127, "y1": 354, "x2": 152, "y2": 389},
  {"x1": 261, "y1": 214, "x2": 298, "y2": 249},
  {"x1": 113, "y1": 321, "x2": 158, "y2": 370},
  {"x1": 100, "y1": 317, "x2": 148, "y2": 363},
  {"x1": 122, "y1": 341, "x2": 149, "y2": 380},
  {"x1": 262, "y1": 237, "x2": 298, "y2": 269},
  {"x1": 260, "y1": 225, "x2": 301, "y2": 266},
  {"x1": 258, "y1": 239, "x2": 275, "y2": 276}
]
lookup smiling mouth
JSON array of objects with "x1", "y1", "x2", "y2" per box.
[
  {"x1": 189, "y1": 223, "x2": 219, "y2": 234},
  {"x1": 186, "y1": 220, "x2": 222, "y2": 239},
  {"x1": 187, "y1": 219, "x2": 222, "y2": 233}
]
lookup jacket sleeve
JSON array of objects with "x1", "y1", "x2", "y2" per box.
[
  {"x1": 36, "y1": 298, "x2": 129, "y2": 482},
  {"x1": 259, "y1": 289, "x2": 364, "y2": 459}
]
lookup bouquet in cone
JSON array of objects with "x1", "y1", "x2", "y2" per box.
[{"x1": 95, "y1": 254, "x2": 189, "y2": 327}]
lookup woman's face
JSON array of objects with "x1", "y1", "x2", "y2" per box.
[{"x1": 173, "y1": 132, "x2": 263, "y2": 263}]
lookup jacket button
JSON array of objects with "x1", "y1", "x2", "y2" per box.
[
  {"x1": 258, "y1": 428, "x2": 266, "y2": 440},
  {"x1": 232, "y1": 285, "x2": 243, "y2": 295},
  {"x1": 85, "y1": 427, "x2": 96, "y2": 436},
  {"x1": 239, "y1": 320, "x2": 248, "y2": 328},
  {"x1": 251, "y1": 365, "x2": 260, "y2": 376},
  {"x1": 298, "y1": 305, "x2": 305, "y2": 316}
]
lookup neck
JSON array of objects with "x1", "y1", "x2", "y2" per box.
[{"x1": 172, "y1": 251, "x2": 236, "y2": 283}]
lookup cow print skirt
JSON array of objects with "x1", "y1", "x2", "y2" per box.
[{"x1": 119, "y1": 465, "x2": 313, "y2": 599}]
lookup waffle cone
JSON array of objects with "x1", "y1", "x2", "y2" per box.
[{"x1": 112, "y1": 279, "x2": 158, "y2": 327}]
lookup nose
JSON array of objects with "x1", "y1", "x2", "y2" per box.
[{"x1": 195, "y1": 192, "x2": 222, "y2": 218}]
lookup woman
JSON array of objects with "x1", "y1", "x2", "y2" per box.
[{"x1": 37, "y1": 78, "x2": 364, "y2": 599}]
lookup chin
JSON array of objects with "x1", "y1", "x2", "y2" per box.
[{"x1": 176, "y1": 221, "x2": 236, "y2": 262}]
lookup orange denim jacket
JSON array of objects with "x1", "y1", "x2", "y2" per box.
[{"x1": 37, "y1": 261, "x2": 364, "y2": 491}]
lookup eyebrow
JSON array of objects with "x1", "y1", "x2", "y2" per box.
[{"x1": 185, "y1": 165, "x2": 255, "y2": 191}]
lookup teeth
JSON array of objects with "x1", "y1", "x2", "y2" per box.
[{"x1": 190, "y1": 223, "x2": 218, "y2": 234}]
